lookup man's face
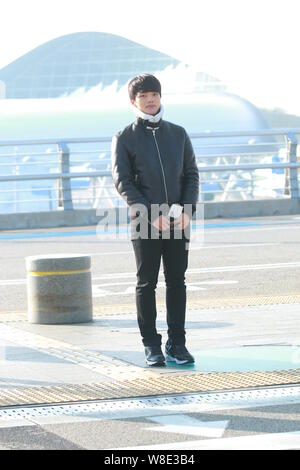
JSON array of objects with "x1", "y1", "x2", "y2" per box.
[{"x1": 131, "y1": 91, "x2": 161, "y2": 116}]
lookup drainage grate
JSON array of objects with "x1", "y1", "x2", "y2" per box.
[
  {"x1": 1, "y1": 386, "x2": 300, "y2": 421},
  {"x1": 0, "y1": 369, "x2": 300, "y2": 408}
]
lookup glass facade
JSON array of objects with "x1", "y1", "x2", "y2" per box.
[{"x1": 0, "y1": 32, "x2": 223, "y2": 99}]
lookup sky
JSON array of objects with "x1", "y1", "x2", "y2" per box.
[{"x1": 1, "y1": 0, "x2": 300, "y2": 115}]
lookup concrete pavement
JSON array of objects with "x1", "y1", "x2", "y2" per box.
[
  {"x1": 0, "y1": 303, "x2": 300, "y2": 450},
  {"x1": 0, "y1": 215, "x2": 300, "y2": 449}
]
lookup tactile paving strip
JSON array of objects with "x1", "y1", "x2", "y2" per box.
[
  {"x1": 0, "y1": 369, "x2": 300, "y2": 408},
  {"x1": 0, "y1": 324, "x2": 155, "y2": 381}
]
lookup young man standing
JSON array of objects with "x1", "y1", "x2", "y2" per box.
[{"x1": 111, "y1": 74, "x2": 199, "y2": 366}]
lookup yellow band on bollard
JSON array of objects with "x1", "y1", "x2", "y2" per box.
[{"x1": 28, "y1": 268, "x2": 91, "y2": 277}]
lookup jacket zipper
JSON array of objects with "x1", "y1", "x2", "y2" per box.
[{"x1": 151, "y1": 128, "x2": 169, "y2": 205}]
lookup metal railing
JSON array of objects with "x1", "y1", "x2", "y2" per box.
[{"x1": 0, "y1": 129, "x2": 299, "y2": 214}]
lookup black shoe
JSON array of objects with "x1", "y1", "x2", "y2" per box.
[
  {"x1": 144, "y1": 345, "x2": 166, "y2": 367},
  {"x1": 165, "y1": 341, "x2": 195, "y2": 365}
]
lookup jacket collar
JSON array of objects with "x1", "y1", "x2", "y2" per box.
[{"x1": 136, "y1": 117, "x2": 162, "y2": 129}]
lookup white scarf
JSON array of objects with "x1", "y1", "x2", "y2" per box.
[{"x1": 132, "y1": 104, "x2": 164, "y2": 123}]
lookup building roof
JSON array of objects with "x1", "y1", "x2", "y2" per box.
[
  {"x1": 0, "y1": 92, "x2": 270, "y2": 141},
  {"x1": 0, "y1": 32, "x2": 222, "y2": 99}
]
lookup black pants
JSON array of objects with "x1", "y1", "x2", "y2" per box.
[{"x1": 131, "y1": 235, "x2": 189, "y2": 347}]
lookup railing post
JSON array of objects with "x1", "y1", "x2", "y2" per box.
[
  {"x1": 57, "y1": 142, "x2": 73, "y2": 210},
  {"x1": 286, "y1": 132, "x2": 299, "y2": 198}
]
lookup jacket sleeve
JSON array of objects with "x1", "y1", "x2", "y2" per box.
[
  {"x1": 111, "y1": 133, "x2": 151, "y2": 219},
  {"x1": 180, "y1": 131, "x2": 200, "y2": 213}
]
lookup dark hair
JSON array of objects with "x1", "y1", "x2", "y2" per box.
[{"x1": 128, "y1": 74, "x2": 161, "y2": 100}]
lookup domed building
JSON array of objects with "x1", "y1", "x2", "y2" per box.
[
  {"x1": 0, "y1": 31, "x2": 224, "y2": 99},
  {"x1": 0, "y1": 31, "x2": 269, "y2": 139}
]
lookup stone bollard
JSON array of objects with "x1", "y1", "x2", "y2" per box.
[{"x1": 26, "y1": 254, "x2": 93, "y2": 324}]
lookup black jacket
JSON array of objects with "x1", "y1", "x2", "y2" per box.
[{"x1": 111, "y1": 118, "x2": 199, "y2": 220}]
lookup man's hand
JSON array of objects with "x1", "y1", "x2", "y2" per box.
[
  {"x1": 152, "y1": 215, "x2": 170, "y2": 231},
  {"x1": 173, "y1": 212, "x2": 191, "y2": 230}
]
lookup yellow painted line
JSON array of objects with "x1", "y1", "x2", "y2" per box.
[{"x1": 28, "y1": 269, "x2": 91, "y2": 277}]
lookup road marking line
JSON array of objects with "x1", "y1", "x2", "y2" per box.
[
  {"x1": 146, "y1": 414, "x2": 228, "y2": 438},
  {"x1": 92, "y1": 286, "x2": 206, "y2": 298},
  {"x1": 186, "y1": 261, "x2": 300, "y2": 274},
  {"x1": 205, "y1": 225, "x2": 300, "y2": 235},
  {"x1": 0, "y1": 279, "x2": 26, "y2": 285},
  {"x1": 0, "y1": 221, "x2": 299, "y2": 240},
  {"x1": 190, "y1": 280, "x2": 238, "y2": 285},
  {"x1": 92, "y1": 261, "x2": 300, "y2": 280},
  {"x1": 89, "y1": 242, "x2": 279, "y2": 256},
  {"x1": 1, "y1": 260, "x2": 300, "y2": 286},
  {"x1": 92, "y1": 280, "x2": 238, "y2": 297}
]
